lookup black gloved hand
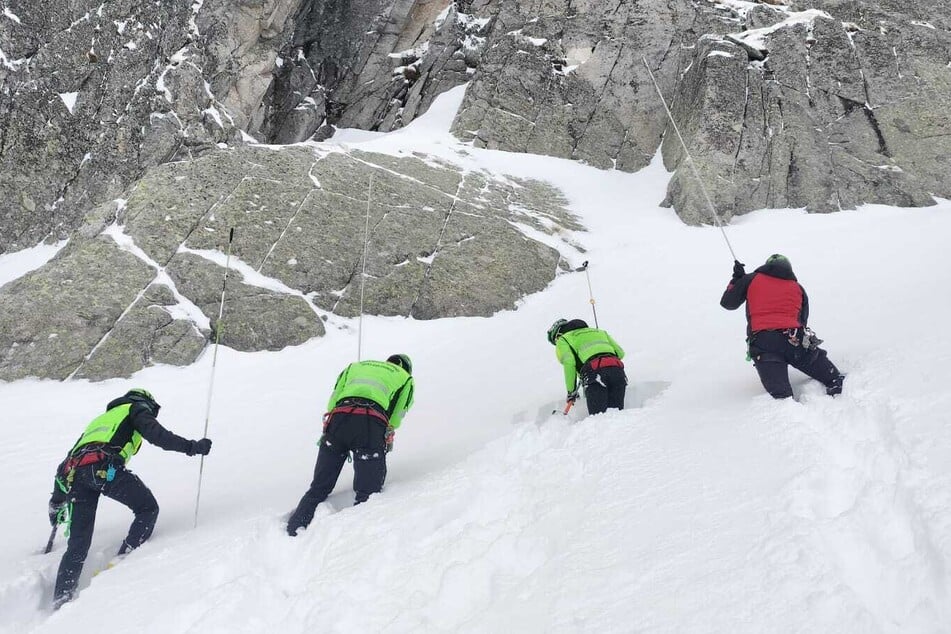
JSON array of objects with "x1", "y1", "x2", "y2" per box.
[
  {"x1": 732, "y1": 259, "x2": 746, "y2": 280},
  {"x1": 48, "y1": 500, "x2": 65, "y2": 527},
  {"x1": 567, "y1": 390, "x2": 579, "y2": 403},
  {"x1": 187, "y1": 438, "x2": 213, "y2": 456}
]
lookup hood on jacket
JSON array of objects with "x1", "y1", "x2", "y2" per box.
[
  {"x1": 106, "y1": 390, "x2": 160, "y2": 415},
  {"x1": 560, "y1": 319, "x2": 589, "y2": 334},
  {"x1": 755, "y1": 254, "x2": 797, "y2": 281}
]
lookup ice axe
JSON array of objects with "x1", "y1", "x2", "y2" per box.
[
  {"x1": 43, "y1": 525, "x2": 57, "y2": 554},
  {"x1": 552, "y1": 396, "x2": 577, "y2": 416}
]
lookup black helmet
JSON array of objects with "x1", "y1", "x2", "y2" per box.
[
  {"x1": 547, "y1": 319, "x2": 568, "y2": 345},
  {"x1": 387, "y1": 353, "x2": 412, "y2": 375},
  {"x1": 548, "y1": 318, "x2": 590, "y2": 344},
  {"x1": 765, "y1": 253, "x2": 795, "y2": 275},
  {"x1": 125, "y1": 388, "x2": 160, "y2": 415}
]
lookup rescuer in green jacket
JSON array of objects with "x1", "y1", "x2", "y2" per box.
[
  {"x1": 548, "y1": 318, "x2": 627, "y2": 414},
  {"x1": 47, "y1": 388, "x2": 212, "y2": 608},
  {"x1": 287, "y1": 354, "x2": 415, "y2": 536}
]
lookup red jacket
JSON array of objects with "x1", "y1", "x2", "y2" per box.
[{"x1": 720, "y1": 261, "x2": 809, "y2": 335}]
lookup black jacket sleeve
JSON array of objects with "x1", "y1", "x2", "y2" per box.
[
  {"x1": 799, "y1": 285, "x2": 810, "y2": 327},
  {"x1": 720, "y1": 273, "x2": 755, "y2": 310},
  {"x1": 130, "y1": 406, "x2": 194, "y2": 454}
]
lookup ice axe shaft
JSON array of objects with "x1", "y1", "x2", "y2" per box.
[
  {"x1": 43, "y1": 525, "x2": 57, "y2": 554},
  {"x1": 552, "y1": 398, "x2": 576, "y2": 416}
]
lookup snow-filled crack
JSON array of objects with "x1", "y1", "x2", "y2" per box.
[
  {"x1": 66, "y1": 218, "x2": 210, "y2": 379},
  {"x1": 409, "y1": 171, "x2": 468, "y2": 314},
  {"x1": 255, "y1": 154, "x2": 332, "y2": 273}
]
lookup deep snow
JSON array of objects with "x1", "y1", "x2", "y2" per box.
[{"x1": 1, "y1": 86, "x2": 950, "y2": 633}]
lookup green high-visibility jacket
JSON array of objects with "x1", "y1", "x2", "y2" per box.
[
  {"x1": 328, "y1": 360, "x2": 415, "y2": 429},
  {"x1": 51, "y1": 397, "x2": 195, "y2": 506},
  {"x1": 72, "y1": 404, "x2": 143, "y2": 463},
  {"x1": 66, "y1": 397, "x2": 193, "y2": 464},
  {"x1": 555, "y1": 328, "x2": 625, "y2": 392}
]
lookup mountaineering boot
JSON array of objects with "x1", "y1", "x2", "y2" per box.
[
  {"x1": 52, "y1": 590, "x2": 74, "y2": 610},
  {"x1": 286, "y1": 511, "x2": 308, "y2": 537},
  {"x1": 826, "y1": 373, "x2": 846, "y2": 396}
]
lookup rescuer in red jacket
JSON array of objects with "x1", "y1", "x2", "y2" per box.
[{"x1": 720, "y1": 254, "x2": 844, "y2": 399}]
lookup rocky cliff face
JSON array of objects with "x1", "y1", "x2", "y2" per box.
[
  {"x1": 2, "y1": 0, "x2": 949, "y2": 380},
  {"x1": 0, "y1": 0, "x2": 309, "y2": 252},
  {"x1": 662, "y1": 0, "x2": 951, "y2": 221},
  {"x1": 3, "y1": 1, "x2": 948, "y2": 250},
  {"x1": 0, "y1": 0, "x2": 485, "y2": 252},
  {"x1": 450, "y1": 0, "x2": 950, "y2": 221},
  {"x1": 260, "y1": 0, "x2": 486, "y2": 142}
]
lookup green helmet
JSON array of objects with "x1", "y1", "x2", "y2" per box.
[
  {"x1": 766, "y1": 253, "x2": 790, "y2": 266},
  {"x1": 387, "y1": 353, "x2": 412, "y2": 375},
  {"x1": 547, "y1": 318, "x2": 568, "y2": 345},
  {"x1": 125, "y1": 388, "x2": 160, "y2": 414}
]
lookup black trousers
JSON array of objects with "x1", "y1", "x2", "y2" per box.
[
  {"x1": 582, "y1": 365, "x2": 628, "y2": 415},
  {"x1": 54, "y1": 463, "x2": 159, "y2": 603},
  {"x1": 750, "y1": 330, "x2": 844, "y2": 399},
  {"x1": 287, "y1": 411, "x2": 387, "y2": 535}
]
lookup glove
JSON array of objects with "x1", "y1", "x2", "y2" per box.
[
  {"x1": 48, "y1": 500, "x2": 65, "y2": 527},
  {"x1": 566, "y1": 390, "x2": 579, "y2": 403},
  {"x1": 732, "y1": 259, "x2": 746, "y2": 280},
  {"x1": 187, "y1": 438, "x2": 213, "y2": 456}
]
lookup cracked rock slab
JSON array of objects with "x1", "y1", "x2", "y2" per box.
[
  {"x1": 166, "y1": 252, "x2": 324, "y2": 353},
  {"x1": 74, "y1": 283, "x2": 208, "y2": 381},
  {"x1": 0, "y1": 142, "x2": 578, "y2": 381},
  {"x1": 0, "y1": 236, "x2": 155, "y2": 381},
  {"x1": 170, "y1": 146, "x2": 579, "y2": 320}
]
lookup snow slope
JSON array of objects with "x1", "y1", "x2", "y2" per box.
[{"x1": 1, "y1": 86, "x2": 950, "y2": 633}]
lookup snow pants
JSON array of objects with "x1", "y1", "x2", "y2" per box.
[
  {"x1": 749, "y1": 329, "x2": 844, "y2": 399},
  {"x1": 287, "y1": 410, "x2": 388, "y2": 536},
  {"x1": 582, "y1": 365, "x2": 628, "y2": 415},
  {"x1": 54, "y1": 463, "x2": 159, "y2": 604}
]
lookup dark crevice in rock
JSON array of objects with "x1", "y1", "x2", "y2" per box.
[
  {"x1": 731, "y1": 68, "x2": 751, "y2": 183},
  {"x1": 836, "y1": 94, "x2": 890, "y2": 157},
  {"x1": 863, "y1": 106, "x2": 891, "y2": 157},
  {"x1": 726, "y1": 34, "x2": 767, "y2": 61},
  {"x1": 572, "y1": 45, "x2": 623, "y2": 158},
  {"x1": 785, "y1": 143, "x2": 797, "y2": 202},
  {"x1": 826, "y1": 143, "x2": 844, "y2": 210}
]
